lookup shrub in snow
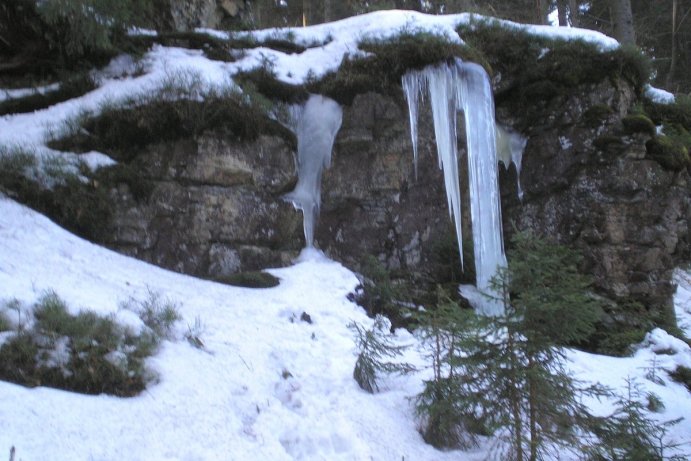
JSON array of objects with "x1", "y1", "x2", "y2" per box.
[
  {"x1": 669, "y1": 365, "x2": 691, "y2": 392},
  {"x1": 351, "y1": 255, "x2": 414, "y2": 330},
  {"x1": 0, "y1": 291, "x2": 160, "y2": 396},
  {"x1": 586, "y1": 379, "x2": 685, "y2": 461},
  {"x1": 121, "y1": 289, "x2": 181, "y2": 341},
  {"x1": 184, "y1": 316, "x2": 206, "y2": 350},
  {"x1": 0, "y1": 309, "x2": 10, "y2": 333},
  {"x1": 214, "y1": 271, "x2": 280, "y2": 288},
  {"x1": 349, "y1": 315, "x2": 415, "y2": 394}
]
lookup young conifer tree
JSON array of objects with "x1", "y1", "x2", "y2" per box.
[{"x1": 417, "y1": 231, "x2": 606, "y2": 460}]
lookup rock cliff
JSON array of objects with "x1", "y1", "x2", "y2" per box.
[{"x1": 100, "y1": 76, "x2": 689, "y2": 329}]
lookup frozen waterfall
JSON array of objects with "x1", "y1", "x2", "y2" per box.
[
  {"x1": 283, "y1": 94, "x2": 343, "y2": 247},
  {"x1": 403, "y1": 59, "x2": 507, "y2": 315}
]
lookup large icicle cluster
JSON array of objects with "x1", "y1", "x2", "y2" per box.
[
  {"x1": 403, "y1": 59, "x2": 506, "y2": 315},
  {"x1": 283, "y1": 94, "x2": 343, "y2": 247}
]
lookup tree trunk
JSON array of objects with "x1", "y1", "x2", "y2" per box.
[
  {"x1": 324, "y1": 0, "x2": 332, "y2": 23},
  {"x1": 508, "y1": 327, "x2": 524, "y2": 461},
  {"x1": 568, "y1": 0, "x2": 579, "y2": 27},
  {"x1": 557, "y1": 0, "x2": 568, "y2": 26},
  {"x1": 666, "y1": 0, "x2": 678, "y2": 90},
  {"x1": 528, "y1": 355, "x2": 538, "y2": 461},
  {"x1": 610, "y1": 0, "x2": 636, "y2": 45},
  {"x1": 534, "y1": 0, "x2": 549, "y2": 24}
]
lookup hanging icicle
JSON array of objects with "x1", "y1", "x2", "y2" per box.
[
  {"x1": 403, "y1": 58, "x2": 507, "y2": 315},
  {"x1": 283, "y1": 94, "x2": 343, "y2": 247}
]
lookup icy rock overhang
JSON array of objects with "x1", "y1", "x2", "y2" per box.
[{"x1": 403, "y1": 59, "x2": 507, "y2": 316}]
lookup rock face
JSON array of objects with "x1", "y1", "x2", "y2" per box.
[
  {"x1": 497, "y1": 80, "x2": 690, "y2": 323},
  {"x1": 103, "y1": 78, "x2": 689, "y2": 322},
  {"x1": 104, "y1": 134, "x2": 303, "y2": 277},
  {"x1": 155, "y1": 0, "x2": 248, "y2": 31}
]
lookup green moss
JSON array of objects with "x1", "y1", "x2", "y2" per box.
[
  {"x1": 669, "y1": 365, "x2": 691, "y2": 392},
  {"x1": 309, "y1": 30, "x2": 487, "y2": 105},
  {"x1": 214, "y1": 271, "x2": 280, "y2": 288},
  {"x1": 646, "y1": 136, "x2": 690, "y2": 171},
  {"x1": 0, "y1": 291, "x2": 158, "y2": 396},
  {"x1": 235, "y1": 67, "x2": 309, "y2": 104},
  {"x1": 0, "y1": 73, "x2": 96, "y2": 116},
  {"x1": 256, "y1": 37, "x2": 307, "y2": 55},
  {"x1": 593, "y1": 135, "x2": 625, "y2": 153},
  {"x1": 50, "y1": 88, "x2": 288, "y2": 162},
  {"x1": 0, "y1": 147, "x2": 113, "y2": 242},
  {"x1": 581, "y1": 104, "x2": 614, "y2": 127},
  {"x1": 594, "y1": 328, "x2": 647, "y2": 357},
  {"x1": 457, "y1": 21, "x2": 652, "y2": 109},
  {"x1": 622, "y1": 114, "x2": 656, "y2": 136},
  {"x1": 644, "y1": 94, "x2": 691, "y2": 130}
]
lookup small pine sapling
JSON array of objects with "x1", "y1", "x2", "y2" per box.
[
  {"x1": 349, "y1": 315, "x2": 415, "y2": 393},
  {"x1": 587, "y1": 378, "x2": 685, "y2": 461}
]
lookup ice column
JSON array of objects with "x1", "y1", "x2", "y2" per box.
[
  {"x1": 403, "y1": 59, "x2": 506, "y2": 315},
  {"x1": 283, "y1": 94, "x2": 343, "y2": 247}
]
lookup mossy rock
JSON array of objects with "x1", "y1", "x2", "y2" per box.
[
  {"x1": 92, "y1": 163, "x2": 154, "y2": 203},
  {"x1": 214, "y1": 271, "x2": 280, "y2": 288},
  {"x1": 646, "y1": 136, "x2": 691, "y2": 171},
  {"x1": 310, "y1": 30, "x2": 488, "y2": 105},
  {"x1": 581, "y1": 104, "x2": 614, "y2": 127},
  {"x1": 50, "y1": 90, "x2": 290, "y2": 161},
  {"x1": 644, "y1": 94, "x2": 691, "y2": 130},
  {"x1": 458, "y1": 21, "x2": 651, "y2": 113},
  {"x1": 622, "y1": 113, "x2": 656, "y2": 136},
  {"x1": 0, "y1": 168, "x2": 113, "y2": 243},
  {"x1": 129, "y1": 31, "x2": 237, "y2": 62},
  {"x1": 593, "y1": 134, "x2": 625, "y2": 153}
]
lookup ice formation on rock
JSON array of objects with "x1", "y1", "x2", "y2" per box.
[
  {"x1": 283, "y1": 94, "x2": 343, "y2": 247},
  {"x1": 403, "y1": 59, "x2": 507, "y2": 315},
  {"x1": 496, "y1": 124, "x2": 528, "y2": 200}
]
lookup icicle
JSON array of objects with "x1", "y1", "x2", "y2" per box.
[
  {"x1": 426, "y1": 64, "x2": 465, "y2": 269},
  {"x1": 283, "y1": 94, "x2": 342, "y2": 247},
  {"x1": 402, "y1": 59, "x2": 508, "y2": 315},
  {"x1": 401, "y1": 73, "x2": 426, "y2": 179},
  {"x1": 496, "y1": 125, "x2": 528, "y2": 201},
  {"x1": 403, "y1": 64, "x2": 464, "y2": 268},
  {"x1": 456, "y1": 61, "x2": 506, "y2": 315}
]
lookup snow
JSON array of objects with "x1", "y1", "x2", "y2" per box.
[
  {"x1": 645, "y1": 84, "x2": 676, "y2": 105},
  {"x1": 0, "y1": 9, "x2": 689, "y2": 461},
  {"x1": 0, "y1": 9, "x2": 621, "y2": 161},
  {"x1": 675, "y1": 268, "x2": 691, "y2": 337},
  {"x1": 0, "y1": 196, "x2": 463, "y2": 461},
  {"x1": 2, "y1": 194, "x2": 690, "y2": 461}
]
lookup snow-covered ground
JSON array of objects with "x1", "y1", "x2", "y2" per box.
[
  {"x1": 1, "y1": 10, "x2": 689, "y2": 461},
  {"x1": 1, "y1": 186, "x2": 690, "y2": 461},
  {"x1": 1, "y1": 187, "x2": 689, "y2": 461}
]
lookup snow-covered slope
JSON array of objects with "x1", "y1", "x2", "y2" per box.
[
  {"x1": 0, "y1": 196, "x2": 459, "y2": 461},
  {"x1": 1, "y1": 188, "x2": 690, "y2": 461}
]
